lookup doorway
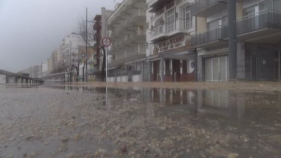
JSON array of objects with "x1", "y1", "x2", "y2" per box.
[
  {"x1": 173, "y1": 60, "x2": 181, "y2": 82},
  {"x1": 152, "y1": 61, "x2": 160, "y2": 81}
]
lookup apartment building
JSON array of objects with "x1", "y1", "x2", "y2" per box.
[
  {"x1": 192, "y1": 0, "x2": 281, "y2": 81},
  {"x1": 61, "y1": 33, "x2": 86, "y2": 72},
  {"x1": 47, "y1": 58, "x2": 53, "y2": 74},
  {"x1": 107, "y1": 0, "x2": 148, "y2": 82},
  {"x1": 41, "y1": 61, "x2": 48, "y2": 77},
  {"x1": 147, "y1": 0, "x2": 196, "y2": 82},
  {"x1": 19, "y1": 65, "x2": 41, "y2": 78},
  {"x1": 51, "y1": 49, "x2": 62, "y2": 72}
]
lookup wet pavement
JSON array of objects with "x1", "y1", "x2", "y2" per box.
[{"x1": 0, "y1": 84, "x2": 281, "y2": 158}]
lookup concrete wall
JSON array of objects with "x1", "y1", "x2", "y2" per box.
[
  {"x1": 107, "y1": 77, "x2": 115, "y2": 82},
  {"x1": 117, "y1": 76, "x2": 121, "y2": 82},
  {"x1": 0, "y1": 75, "x2": 6, "y2": 84},
  {"x1": 17, "y1": 78, "x2": 22, "y2": 84},
  {"x1": 121, "y1": 76, "x2": 128, "y2": 82},
  {"x1": 132, "y1": 75, "x2": 141, "y2": 82},
  {"x1": 196, "y1": 17, "x2": 207, "y2": 33},
  {"x1": 7, "y1": 76, "x2": 16, "y2": 84}
]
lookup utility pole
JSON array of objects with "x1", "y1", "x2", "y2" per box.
[
  {"x1": 228, "y1": 0, "x2": 237, "y2": 80},
  {"x1": 85, "y1": 8, "x2": 88, "y2": 82}
]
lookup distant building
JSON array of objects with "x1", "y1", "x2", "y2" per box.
[
  {"x1": 51, "y1": 49, "x2": 62, "y2": 73},
  {"x1": 107, "y1": 0, "x2": 147, "y2": 82},
  {"x1": 19, "y1": 65, "x2": 41, "y2": 78},
  {"x1": 41, "y1": 61, "x2": 48, "y2": 77},
  {"x1": 32, "y1": 65, "x2": 41, "y2": 78},
  {"x1": 48, "y1": 58, "x2": 53, "y2": 74},
  {"x1": 61, "y1": 33, "x2": 86, "y2": 72}
]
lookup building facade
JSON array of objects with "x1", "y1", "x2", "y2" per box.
[
  {"x1": 145, "y1": 0, "x2": 281, "y2": 82},
  {"x1": 147, "y1": 0, "x2": 196, "y2": 82},
  {"x1": 19, "y1": 65, "x2": 41, "y2": 78},
  {"x1": 192, "y1": 0, "x2": 281, "y2": 81},
  {"x1": 61, "y1": 33, "x2": 86, "y2": 72},
  {"x1": 107, "y1": 0, "x2": 148, "y2": 82},
  {"x1": 51, "y1": 49, "x2": 62, "y2": 73},
  {"x1": 41, "y1": 61, "x2": 48, "y2": 77}
]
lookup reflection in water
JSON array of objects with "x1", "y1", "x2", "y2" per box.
[
  {"x1": 40, "y1": 85, "x2": 281, "y2": 157},
  {"x1": 49, "y1": 85, "x2": 281, "y2": 123}
]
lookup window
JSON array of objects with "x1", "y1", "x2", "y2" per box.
[
  {"x1": 166, "y1": 9, "x2": 175, "y2": 33},
  {"x1": 183, "y1": 5, "x2": 192, "y2": 29},
  {"x1": 274, "y1": 0, "x2": 281, "y2": 12},
  {"x1": 260, "y1": 0, "x2": 273, "y2": 11},
  {"x1": 244, "y1": 5, "x2": 256, "y2": 16},
  {"x1": 243, "y1": 6, "x2": 258, "y2": 31},
  {"x1": 222, "y1": 16, "x2": 228, "y2": 25},
  {"x1": 207, "y1": 19, "x2": 219, "y2": 30}
]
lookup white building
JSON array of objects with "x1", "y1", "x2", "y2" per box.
[
  {"x1": 61, "y1": 33, "x2": 86, "y2": 71},
  {"x1": 146, "y1": 0, "x2": 196, "y2": 82},
  {"x1": 191, "y1": 0, "x2": 281, "y2": 81},
  {"x1": 107, "y1": 0, "x2": 148, "y2": 82},
  {"x1": 41, "y1": 61, "x2": 48, "y2": 77}
]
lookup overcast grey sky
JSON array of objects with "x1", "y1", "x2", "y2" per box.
[{"x1": 0, "y1": 0, "x2": 122, "y2": 72}]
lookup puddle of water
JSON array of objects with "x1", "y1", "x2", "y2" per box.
[
  {"x1": 49, "y1": 85, "x2": 281, "y2": 123},
  {"x1": 3, "y1": 85, "x2": 280, "y2": 157}
]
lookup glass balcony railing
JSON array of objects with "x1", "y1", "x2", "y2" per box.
[
  {"x1": 191, "y1": 25, "x2": 227, "y2": 47},
  {"x1": 236, "y1": 10, "x2": 281, "y2": 36},
  {"x1": 191, "y1": 10, "x2": 281, "y2": 47},
  {"x1": 150, "y1": 19, "x2": 193, "y2": 40}
]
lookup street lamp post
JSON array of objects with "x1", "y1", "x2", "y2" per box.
[{"x1": 85, "y1": 8, "x2": 88, "y2": 82}]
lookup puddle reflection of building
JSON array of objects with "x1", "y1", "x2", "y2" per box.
[
  {"x1": 98, "y1": 88, "x2": 242, "y2": 118},
  {"x1": 197, "y1": 90, "x2": 245, "y2": 120},
  {"x1": 150, "y1": 88, "x2": 196, "y2": 107},
  {"x1": 149, "y1": 88, "x2": 245, "y2": 120}
]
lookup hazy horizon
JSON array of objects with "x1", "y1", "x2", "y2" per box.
[{"x1": 0, "y1": 0, "x2": 122, "y2": 73}]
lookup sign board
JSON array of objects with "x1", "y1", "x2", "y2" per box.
[
  {"x1": 102, "y1": 37, "x2": 112, "y2": 47},
  {"x1": 191, "y1": 61, "x2": 195, "y2": 68}
]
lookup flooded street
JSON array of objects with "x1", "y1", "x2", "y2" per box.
[{"x1": 0, "y1": 85, "x2": 281, "y2": 158}]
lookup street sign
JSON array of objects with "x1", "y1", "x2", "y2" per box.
[{"x1": 102, "y1": 37, "x2": 112, "y2": 47}]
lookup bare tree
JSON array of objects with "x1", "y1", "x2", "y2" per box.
[
  {"x1": 78, "y1": 18, "x2": 106, "y2": 81},
  {"x1": 51, "y1": 61, "x2": 66, "y2": 74}
]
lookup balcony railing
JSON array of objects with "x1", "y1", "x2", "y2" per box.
[
  {"x1": 191, "y1": 25, "x2": 227, "y2": 46},
  {"x1": 150, "y1": 19, "x2": 193, "y2": 40},
  {"x1": 191, "y1": 0, "x2": 227, "y2": 16},
  {"x1": 191, "y1": 10, "x2": 281, "y2": 47},
  {"x1": 132, "y1": 9, "x2": 146, "y2": 18},
  {"x1": 236, "y1": 10, "x2": 281, "y2": 36}
]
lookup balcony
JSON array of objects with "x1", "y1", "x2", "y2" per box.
[
  {"x1": 191, "y1": 0, "x2": 227, "y2": 17},
  {"x1": 191, "y1": 10, "x2": 281, "y2": 48},
  {"x1": 131, "y1": 9, "x2": 146, "y2": 26},
  {"x1": 191, "y1": 25, "x2": 228, "y2": 48},
  {"x1": 236, "y1": 10, "x2": 281, "y2": 41},
  {"x1": 149, "y1": 19, "x2": 193, "y2": 42}
]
